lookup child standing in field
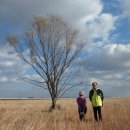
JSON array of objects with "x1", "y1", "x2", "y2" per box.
[{"x1": 77, "y1": 91, "x2": 87, "y2": 121}]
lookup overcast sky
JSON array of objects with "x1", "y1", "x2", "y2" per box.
[{"x1": 0, "y1": 0, "x2": 130, "y2": 98}]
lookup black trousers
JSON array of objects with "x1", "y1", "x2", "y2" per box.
[
  {"x1": 93, "y1": 106, "x2": 102, "y2": 121},
  {"x1": 78, "y1": 107, "x2": 87, "y2": 121}
]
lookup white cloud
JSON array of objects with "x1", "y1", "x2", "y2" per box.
[
  {"x1": 0, "y1": 76, "x2": 20, "y2": 83},
  {"x1": 84, "y1": 13, "x2": 118, "y2": 53},
  {"x1": 86, "y1": 13, "x2": 117, "y2": 40},
  {"x1": 85, "y1": 43, "x2": 130, "y2": 71},
  {"x1": 103, "y1": 73, "x2": 122, "y2": 80},
  {"x1": 0, "y1": 0, "x2": 103, "y2": 29},
  {"x1": 0, "y1": 0, "x2": 118, "y2": 51},
  {"x1": 0, "y1": 45, "x2": 45, "y2": 85},
  {"x1": 0, "y1": 0, "x2": 114, "y2": 46},
  {"x1": 0, "y1": 77, "x2": 8, "y2": 82},
  {"x1": 0, "y1": 61, "x2": 14, "y2": 68},
  {"x1": 106, "y1": 43, "x2": 130, "y2": 55},
  {"x1": 0, "y1": 46, "x2": 31, "y2": 83}
]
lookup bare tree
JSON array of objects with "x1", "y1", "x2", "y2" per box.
[{"x1": 7, "y1": 15, "x2": 84, "y2": 110}]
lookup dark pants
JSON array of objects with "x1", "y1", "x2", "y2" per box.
[
  {"x1": 78, "y1": 107, "x2": 87, "y2": 121},
  {"x1": 93, "y1": 106, "x2": 102, "y2": 121}
]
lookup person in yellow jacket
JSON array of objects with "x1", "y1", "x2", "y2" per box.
[{"x1": 89, "y1": 81, "x2": 104, "y2": 121}]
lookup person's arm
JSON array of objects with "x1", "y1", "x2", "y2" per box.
[
  {"x1": 89, "y1": 90, "x2": 92, "y2": 101},
  {"x1": 100, "y1": 89, "x2": 104, "y2": 101}
]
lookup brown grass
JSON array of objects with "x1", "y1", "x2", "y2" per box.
[{"x1": 0, "y1": 99, "x2": 130, "y2": 130}]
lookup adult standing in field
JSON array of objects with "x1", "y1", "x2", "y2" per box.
[
  {"x1": 89, "y1": 81, "x2": 104, "y2": 122},
  {"x1": 77, "y1": 91, "x2": 87, "y2": 121}
]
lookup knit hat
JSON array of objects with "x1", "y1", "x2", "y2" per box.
[{"x1": 79, "y1": 91, "x2": 85, "y2": 96}]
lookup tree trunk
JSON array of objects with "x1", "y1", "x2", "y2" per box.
[{"x1": 50, "y1": 98, "x2": 57, "y2": 110}]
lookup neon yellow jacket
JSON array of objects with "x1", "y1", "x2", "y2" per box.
[{"x1": 89, "y1": 88, "x2": 103, "y2": 107}]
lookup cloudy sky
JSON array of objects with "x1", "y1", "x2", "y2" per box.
[{"x1": 0, "y1": 0, "x2": 130, "y2": 98}]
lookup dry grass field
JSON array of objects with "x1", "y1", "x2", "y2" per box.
[{"x1": 0, "y1": 98, "x2": 130, "y2": 130}]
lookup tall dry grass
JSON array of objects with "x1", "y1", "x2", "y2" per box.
[{"x1": 0, "y1": 99, "x2": 130, "y2": 130}]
